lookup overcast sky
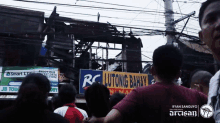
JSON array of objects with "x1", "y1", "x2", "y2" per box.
[{"x1": 1, "y1": 0, "x2": 205, "y2": 67}]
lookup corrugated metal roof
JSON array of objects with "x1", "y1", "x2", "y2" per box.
[{"x1": 179, "y1": 39, "x2": 212, "y2": 54}]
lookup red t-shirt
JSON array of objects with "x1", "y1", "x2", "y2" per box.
[{"x1": 113, "y1": 82, "x2": 215, "y2": 123}]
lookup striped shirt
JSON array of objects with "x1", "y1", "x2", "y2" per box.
[{"x1": 54, "y1": 103, "x2": 88, "y2": 123}]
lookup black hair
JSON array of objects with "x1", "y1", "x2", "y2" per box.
[
  {"x1": 109, "y1": 92, "x2": 125, "y2": 109},
  {"x1": 199, "y1": 0, "x2": 220, "y2": 27},
  {"x1": 189, "y1": 69, "x2": 203, "y2": 85},
  {"x1": 59, "y1": 83, "x2": 77, "y2": 105},
  {"x1": 84, "y1": 82, "x2": 110, "y2": 117},
  {"x1": 153, "y1": 45, "x2": 183, "y2": 83},
  {"x1": 190, "y1": 70, "x2": 213, "y2": 87},
  {"x1": 15, "y1": 73, "x2": 51, "y2": 109}
]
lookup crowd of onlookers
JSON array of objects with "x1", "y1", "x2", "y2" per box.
[
  {"x1": 0, "y1": 43, "x2": 217, "y2": 123},
  {"x1": 0, "y1": 44, "x2": 216, "y2": 123},
  {"x1": 0, "y1": 72, "x2": 128, "y2": 123},
  {"x1": 51, "y1": 82, "x2": 128, "y2": 123}
]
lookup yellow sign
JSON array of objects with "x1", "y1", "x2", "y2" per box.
[{"x1": 102, "y1": 71, "x2": 149, "y2": 95}]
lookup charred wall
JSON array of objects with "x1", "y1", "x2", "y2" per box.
[
  {"x1": 0, "y1": 5, "x2": 44, "y2": 66},
  {"x1": 124, "y1": 37, "x2": 143, "y2": 73},
  {"x1": 178, "y1": 41, "x2": 216, "y2": 88}
]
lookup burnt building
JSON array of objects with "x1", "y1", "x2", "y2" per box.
[
  {"x1": 38, "y1": 7, "x2": 143, "y2": 92},
  {"x1": 0, "y1": 5, "x2": 145, "y2": 93},
  {"x1": 177, "y1": 38, "x2": 217, "y2": 88},
  {"x1": 0, "y1": 5, "x2": 44, "y2": 66},
  {"x1": 106, "y1": 37, "x2": 143, "y2": 73}
]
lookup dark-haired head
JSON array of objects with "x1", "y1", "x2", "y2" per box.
[
  {"x1": 190, "y1": 70, "x2": 213, "y2": 95},
  {"x1": 190, "y1": 70, "x2": 213, "y2": 87},
  {"x1": 15, "y1": 73, "x2": 51, "y2": 109},
  {"x1": 84, "y1": 82, "x2": 110, "y2": 117},
  {"x1": 59, "y1": 83, "x2": 77, "y2": 105},
  {"x1": 151, "y1": 45, "x2": 183, "y2": 83},
  {"x1": 199, "y1": 0, "x2": 220, "y2": 27},
  {"x1": 110, "y1": 92, "x2": 125, "y2": 109}
]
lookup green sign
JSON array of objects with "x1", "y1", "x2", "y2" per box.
[{"x1": 0, "y1": 66, "x2": 59, "y2": 93}]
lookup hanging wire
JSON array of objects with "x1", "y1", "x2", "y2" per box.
[
  {"x1": 77, "y1": 0, "x2": 160, "y2": 10},
  {"x1": 13, "y1": 0, "x2": 199, "y2": 18},
  {"x1": 141, "y1": 53, "x2": 152, "y2": 60},
  {"x1": 0, "y1": 8, "x2": 169, "y2": 34},
  {"x1": 13, "y1": 0, "x2": 167, "y2": 14},
  {"x1": 0, "y1": 4, "x2": 167, "y2": 23},
  {"x1": 176, "y1": 0, "x2": 189, "y2": 35},
  {"x1": 126, "y1": 0, "x2": 155, "y2": 26},
  {"x1": 175, "y1": 1, "x2": 202, "y2": 4},
  {"x1": 153, "y1": 0, "x2": 164, "y2": 8}
]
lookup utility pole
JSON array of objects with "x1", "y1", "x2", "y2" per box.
[
  {"x1": 106, "y1": 43, "x2": 109, "y2": 71},
  {"x1": 70, "y1": 34, "x2": 75, "y2": 86},
  {"x1": 89, "y1": 48, "x2": 92, "y2": 69},
  {"x1": 164, "y1": 0, "x2": 175, "y2": 45},
  {"x1": 72, "y1": 34, "x2": 75, "y2": 68}
]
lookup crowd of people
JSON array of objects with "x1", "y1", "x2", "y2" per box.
[{"x1": 0, "y1": 0, "x2": 220, "y2": 122}]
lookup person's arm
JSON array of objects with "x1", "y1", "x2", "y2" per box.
[
  {"x1": 83, "y1": 117, "x2": 105, "y2": 123},
  {"x1": 104, "y1": 109, "x2": 122, "y2": 123},
  {"x1": 104, "y1": 88, "x2": 140, "y2": 123},
  {"x1": 83, "y1": 109, "x2": 122, "y2": 123}
]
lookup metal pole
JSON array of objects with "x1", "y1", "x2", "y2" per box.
[
  {"x1": 102, "y1": 48, "x2": 104, "y2": 70},
  {"x1": 96, "y1": 48, "x2": 98, "y2": 59},
  {"x1": 71, "y1": 34, "x2": 75, "y2": 85},
  {"x1": 122, "y1": 43, "x2": 127, "y2": 72},
  {"x1": 89, "y1": 47, "x2": 92, "y2": 69},
  {"x1": 72, "y1": 34, "x2": 75, "y2": 68},
  {"x1": 106, "y1": 43, "x2": 109, "y2": 71},
  {"x1": 164, "y1": 0, "x2": 175, "y2": 45},
  {"x1": 176, "y1": 17, "x2": 190, "y2": 42},
  {"x1": 124, "y1": 47, "x2": 127, "y2": 72},
  {"x1": 122, "y1": 28, "x2": 125, "y2": 72}
]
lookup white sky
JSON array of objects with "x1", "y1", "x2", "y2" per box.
[{"x1": 1, "y1": 0, "x2": 206, "y2": 67}]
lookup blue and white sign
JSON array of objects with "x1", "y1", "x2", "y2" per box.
[{"x1": 79, "y1": 69, "x2": 103, "y2": 94}]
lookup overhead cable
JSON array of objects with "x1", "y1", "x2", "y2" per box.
[
  {"x1": 0, "y1": 4, "x2": 167, "y2": 25},
  {"x1": 13, "y1": 0, "x2": 198, "y2": 17},
  {"x1": 14, "y1": 0, "x2": 167, "y2": 14},
  {"x1": 77, "y1": 0, "x2": 159, "y2": 10}
]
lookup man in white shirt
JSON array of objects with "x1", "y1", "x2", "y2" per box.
[{"x1": 198, "y1": 0, "x2": 220, "y2": 121}]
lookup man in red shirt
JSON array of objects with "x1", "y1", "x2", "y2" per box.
[{"x1": 103, "y1": 45, "x2": 214, "y2": 123}]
